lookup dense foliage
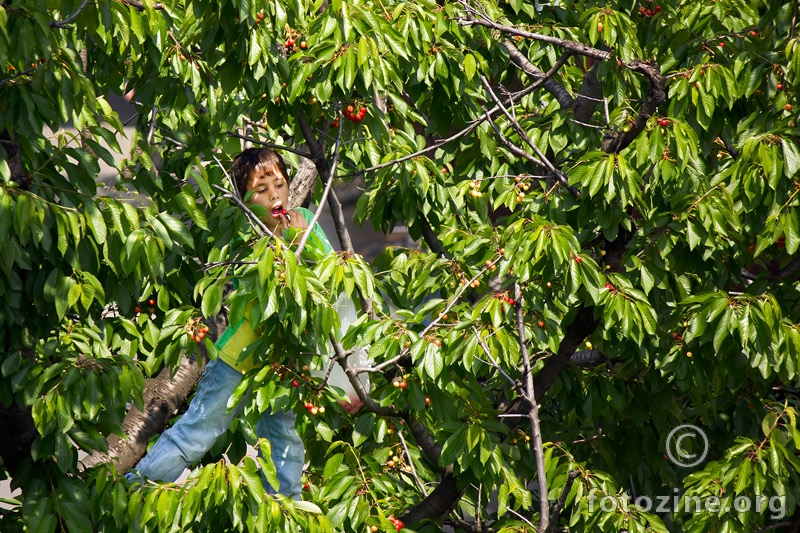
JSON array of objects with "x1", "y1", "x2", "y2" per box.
[{"x1": 2, "y1": 0, "x2": 800, "y2": 531}]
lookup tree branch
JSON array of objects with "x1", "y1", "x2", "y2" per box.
[
  {"x1": 573, "y1": 62, "x2": 605, "y2": 124},
  {"x1": 515, "y1": 283, "x2": 549, "y2": 532},
  {"x1": 121, "y1": 0, "x2": 166, "y2": 10},
  {"x1": 545, "y1": 470, "x2": 580, "y2": 532},
  {"x1": 479, "y1": 77, "x2": 578, "y2": 197},
  {"x1": 49, "y1": 0, "x2": 89, "y2": 28},
  {"x1": 81, "y1": 346, "x2": 209, "y2": 471},
  {"x1": 601, "y1": 60, "x2": 665, "y2": 153},
  {"x1": 458, "y1": 1, "x2": 611, "y2": 60},
  {"x1": 533, "y1": 305, "x2": 599, "y2": 403},
  {"x1": 503, "y1": 40, "x2": 575, "y2": 109}
]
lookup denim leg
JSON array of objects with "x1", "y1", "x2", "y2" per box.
[
  {"x1": 256, "y1": 409, "x2": 304, "y2": 497},
  {"x1": 126, "y1": 359, "x2": 244, "y2": 482}
]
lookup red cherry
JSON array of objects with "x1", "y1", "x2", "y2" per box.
[
  {"x1": 134, "y1": 306, "x2": 141, "y2": 313},
  {"x1": 655, "y1": 5, "x2": 661, "y2": 11},
  {"x1": 718, "y1": 42, "x2": 725, "y2": 47},
  {"x1": 778, "y1": 236, "x2": 786, "y2": 248},
  {"x1": 659, "y1": 119, "x2": 668, "y2": 127},
  {"x1": 303, "y1": 482, "x2": 310, "y2": 491},
  {"x1": 358, "y1": 107, "x2": 366, "y2": 119},
  {"x1": 148, "y1": 299, "x2": 155, "y2": 306},
  {"x1": 605, "y1": 283, "x2": 614, "y2": 290},
  {"x1": 331, "y1": 118, "x2": 339, "y2": 127},
  {"x1": 786, "y1": 104, "x2": 793, "y2": 111},
  {"x1": 394, "y1": 519, "x2": 404, "y2": 531},
  {"x1": 292, "y1": 380, "x2": 299, "y2": 387},
  {"x1": 538, "y1": 320, "x2": 545, "y2": 329},
  {"x1": 574, "y1": 256, "x2": 582, "y2": 263},
  {"x1": 299, "y1": 41, "x2": 307, "y2": 50},
  {"x1": 197, "y1": 330, "x2": 206, "y2": 340},
  {"x1": 425, "y1": 397, "x2": 430, "y2": 405},
  {"x1": 749, "y1": 30, "x2": 758, "y2": 37},
  {"x1": 399, "y1": 381, "x2": 408, "y2": 389},
  {"x1": 777, "y1": 83, "x2": 783, "y2": 91}
]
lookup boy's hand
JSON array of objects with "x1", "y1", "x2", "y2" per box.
[{"x1": 272, "y1": 208, "x2": 308, "y2": 233}]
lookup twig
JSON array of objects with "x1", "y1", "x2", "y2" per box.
[
  {"x1": 357, "y1": 257, "x2": 501, "y2": 373},
  {"x1": 49, "y1": 0, "x2": 89, "y2": 28},
  {"x1": 515, "y1": 282, "x2": 549, "y2": 532},
  {"x1": 122, "y1": 0, "x2": 166, "y2": 10},
  {"x1": 227, "y1": 132, "x2": 314, "y2": 160},
  {"x1": 471, "y1": 326, "x2": 521, "y2": 391},
  {"x1": 507, "y1": 508, "x2": 538, "y2": 529},
  {"x1": 754, "y1": 522, "x2": 791, "y2": 533},
  {"x1": 396, "y1": 428, "x2": 429, "y2": 497},
  {"x1": 458, "y1": 1, "x2": 611, "y2": 60},
  {"x1": 145, "y1": 107, "x2": 158, "y2": 145},
  {"x1": 479, "y1": 76, "x2": 579, "y2": 198},
  {"x1": 211, "y1": 183, "x2": 273, "y2": 238},
  {"x1": 199, "y1": 260, "x2": 257, "y2": 272}
]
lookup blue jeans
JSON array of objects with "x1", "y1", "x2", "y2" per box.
[{"x1": 125, "y1": 359, "x2": 304, "y2": 497}]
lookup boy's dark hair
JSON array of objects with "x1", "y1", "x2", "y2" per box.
[{"x1": 230, "y1": 148, "x2": 290, "y2": 199}]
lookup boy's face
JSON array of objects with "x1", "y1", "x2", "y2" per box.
[{"x1": 246, "y1": 167, "x2": 290, "y2": 231}]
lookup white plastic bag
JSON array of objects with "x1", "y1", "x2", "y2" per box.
[{"x1": 311, "y1": 293, "x2": 370, "y2": 409}]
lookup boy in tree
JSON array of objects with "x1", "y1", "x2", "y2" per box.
[{"x1": 127, "y1": 148, "x2": 353, "y2": 497}]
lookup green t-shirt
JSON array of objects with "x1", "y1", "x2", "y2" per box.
[{"x1": 216, "y1": 207, "x2": 334, "y2": 373}]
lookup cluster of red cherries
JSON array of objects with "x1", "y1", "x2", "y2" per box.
[
  {"x1": 344, "y1": 104, "x2": 367, "y2": 123},
  {"x1": 637, "y1": 3, "x2": 661, "y2": 16},
  {"x1": 284, "y1": 37, "x2": 307, "y2": 54},
  {"x1": 493, "y1": 292, "x2": 516, "y2": 305}
]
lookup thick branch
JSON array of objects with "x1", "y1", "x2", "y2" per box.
[
  {"x1": 1, "y1": 132, "x2": 27, "y2": 189},
  {"x1": 81, "y1": 347, "x2": 208, "y2": 470},
  {"x1": 0, "y1": 401, "x2": 38, "y2": 475},
  {"x1": 601, "y1": 60, "x2": 665, "y2": 153},
  {"x1": 420, "y1": 215, "x2": 451, "y2": 259},
  {"x1": 573, "y1": 62, "x2": 604, "y2": 124},
  {"x1": 503, "y1": 40, "x2": 575, "y2": 109},
  {"x1": 296, "y1": 111, "x2": 357, "y2": 255},
  {"x1": 399, "y1": 467, "x2": 459, "y2": 526},
  {"x1": 545, "y1": 470, "x2": 580, "y2": 533},
  {"x1": 533, "y1": 305, "x2": 599, "y2": 403}
]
